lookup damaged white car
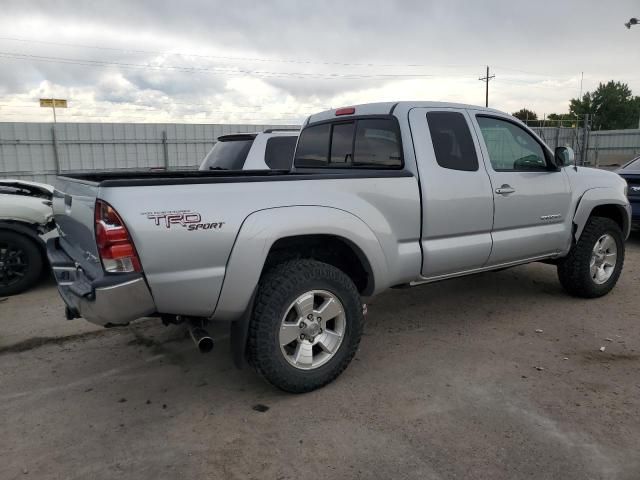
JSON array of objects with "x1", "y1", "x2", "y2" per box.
[{"x1": 0, "y1": 180, "x2": 55, "y2": 296}]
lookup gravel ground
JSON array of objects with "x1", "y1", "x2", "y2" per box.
[{"x1": 1, "y1": 235, "x2": 639, "y2": 480}]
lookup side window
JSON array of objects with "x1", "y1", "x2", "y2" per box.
[
  {"x1": 265, "y1": 136, "x2": 297, "y2": 170},
  {"x1": 330, "y1": 122, "x2": 355, "y2": 164},
  {"x1": 353, "y1": 118, "x2": 402, "y2": 167},
  {"x1": 426, "y1": 112, "x2": 478, "y2": 171},
  {"x1": 476, "y1": 116, "x2": 548, "y2": 171},
  {"x1": 294, "y1": 123, "x2": 330, "y2": 167}
]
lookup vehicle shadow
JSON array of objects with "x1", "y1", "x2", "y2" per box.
[
  {"x1": 116, "y1": 260, "x2": 571, "y2": 392},
  {"x1": 627, "y1": 229, "x2": 640, "y2": 246}
]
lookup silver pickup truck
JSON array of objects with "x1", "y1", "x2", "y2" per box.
[{"x1": 48, "y1": 101, "x2": 631, "y2": 393}]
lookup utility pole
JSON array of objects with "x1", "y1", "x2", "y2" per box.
[
  {"x1": 478, "y1": 66, "x2": 495, "y2": 108},
  {"x1": 39, "y1": 98, "x2": 67, "y2": 175}
]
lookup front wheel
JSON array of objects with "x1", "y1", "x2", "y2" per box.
[
  {"x1": 247, "y1": 259, "x2": 364, "y2": 393},
  {"x1": 557, "y1": 217, "x2": 625, "y2": 298}
]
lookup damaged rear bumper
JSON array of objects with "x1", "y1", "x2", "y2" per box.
[{"x1": 46, "y1": 238, "x2": 156, "y2": 326}]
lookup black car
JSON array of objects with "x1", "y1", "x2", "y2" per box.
[{"x1": 617, "y1": 155, "x2": 640, "y2": 228}]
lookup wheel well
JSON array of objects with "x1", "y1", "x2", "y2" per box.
[
  {"x1": 590, "y1": 204, "x2": 627, "y2": 233},
  {"x1": 0, "y1": 223, "x2": 47, "y2": 262},
  {"x1": 264, "y1": 235, "x2": 373, "y2": 295}
]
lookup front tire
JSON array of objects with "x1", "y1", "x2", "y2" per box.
[
  {"x1": 0, "y1": 230, "x2": 43, "y2": 296},
  {"x1": 557, "y1": 217, "x2": 624, "y2": 298},
  {"x1": 248, "y1": 259, "x2": 364, "y2": 393}
]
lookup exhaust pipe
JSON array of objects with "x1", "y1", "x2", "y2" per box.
[{"x1": 187, "y1": 322, "x2": 214, "y2": 353}]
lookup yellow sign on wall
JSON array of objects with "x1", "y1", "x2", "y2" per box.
[{"x1": 39, "y1": 99, "x2": 68, "y2": 108}]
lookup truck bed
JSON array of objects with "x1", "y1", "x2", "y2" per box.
[{"x1": 52, "y1": 167, "x2": 421, "y2": 321}]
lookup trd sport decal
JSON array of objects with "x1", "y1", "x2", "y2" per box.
[{"x1": 142, "y1": 210, "x2": 225, "y2": 231}]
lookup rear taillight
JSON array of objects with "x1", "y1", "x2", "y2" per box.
[{"x1": 95, "y1": 200, "x2": 142, "y2": 273}]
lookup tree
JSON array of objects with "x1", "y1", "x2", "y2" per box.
[
  {"x1": 569, "y1": 81, "x2": 640, "y2": 130},
  {"x1": 512, "y1": 108, "x2": 538, "y2": 123},
  {"x1": 546, "y1": 113, "x2": 578, "y2": 127}
]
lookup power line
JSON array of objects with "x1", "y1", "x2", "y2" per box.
[
  {"x1": 0, "y1": 51, "x2": 441, "y2": 80},
  {"x1": 0, "y1": 36, "x2": 480, "y2": 69}
]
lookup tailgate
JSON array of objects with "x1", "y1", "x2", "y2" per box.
[{"x1": 52, "y1": 176, "x2": 102, "y2": 276}]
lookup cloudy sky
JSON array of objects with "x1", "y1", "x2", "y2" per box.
[{"x1": 0, "y1": 0, "x2": 639, "y2": 124}]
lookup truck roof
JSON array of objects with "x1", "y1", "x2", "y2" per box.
[{"x1": 305, "y1": 101, "x2": 508, "y2": 125}]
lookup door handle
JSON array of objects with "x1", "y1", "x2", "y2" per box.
[{"x1": 495, "y1": 184, "x2": 515, "y2": 195}]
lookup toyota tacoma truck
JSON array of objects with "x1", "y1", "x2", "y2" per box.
[{"x1": 47, "y1": 102, "x2": 631, "y2": 393}]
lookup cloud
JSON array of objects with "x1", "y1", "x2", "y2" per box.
[{"x1": 0, "y1": 0, "x2": 638, "y2": 122}]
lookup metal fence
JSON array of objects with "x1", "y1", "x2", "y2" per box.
[
  {"x1": 530, "y1": 126, "x2": 588, "y2": 164},
  {"x1": 1, "y1": 122, "x2": 639, "y2": 184},
  {"x1": 526, "y1": 126, "x2": 640, "y2": 167},
  {"x1": 586, "y1": 129, "x2": 640, "y2": 167},
  {"x1": 0, "y1": 122, "x2": 299, "y2": 183}
]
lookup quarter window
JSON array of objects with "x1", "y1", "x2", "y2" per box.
[
  {"x1": 265, "y1": 136, "x2": 297, "y2": 170},
  {"x1": 476, "y1": 116, "x2": 548, "y2": 171},
  {"x1": 426, "y1": 112, "x2": 478, "y2": 171}
]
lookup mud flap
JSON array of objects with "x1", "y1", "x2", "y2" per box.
[{"x1": 229, "y1": 287, "x2": 258, "y2": 369}]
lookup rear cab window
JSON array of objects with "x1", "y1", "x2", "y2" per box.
[
  {"x1": 199, "y1": 136, "x2": 255, "y2": 170},
  {"x1": 294, "y1": 117, "x2": 402, "y2": 169}
]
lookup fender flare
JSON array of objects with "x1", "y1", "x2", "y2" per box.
[
  {"x1": 216, "y1": 205, "x2": 388, "y2": 322},
  {"x1": 215, "y1": 206, "x2": 389, "y2": 367},
  {"x1": 0, "y1": 221, "x2": 46, "y2": 256},
  {"x1": 572, "y1": 187, "x2": 631, "y2": 241}
]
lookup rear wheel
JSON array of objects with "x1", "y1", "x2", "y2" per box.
[
  {"x1": 0, "y1": 230, "x2": 43, "y2": 296},
  {"x1": 557, "y1": 217, "x2": 624, "y2": 298},
  {"x1": 248, "y1": 259, "x2": 364, "y2": 393}
]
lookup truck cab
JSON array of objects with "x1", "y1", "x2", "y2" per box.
[{"x1": 297, "y1": 102, "x2": 628, "y2": 281}]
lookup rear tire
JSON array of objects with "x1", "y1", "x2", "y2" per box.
[
  {"x1": 557, "y1": 217, "x2": 624, "y2": 298},
  {"x1": 0, "y1": 230, "x2": 43, "y2": 296},
  {"x1": 248, "y1": 259, "x2": 364, "y2": 393}
]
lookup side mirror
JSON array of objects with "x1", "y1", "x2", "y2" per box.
[{"x1": 555, "y1": 146, "x2": 575, "y2": 167}]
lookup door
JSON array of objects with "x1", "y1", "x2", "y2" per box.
[
  {"x1": 409, "y1": 108, "x2": 494, "y2": 278},
  {"x1": 472, "y1": 114, "x2": 572, "y2": 265}
]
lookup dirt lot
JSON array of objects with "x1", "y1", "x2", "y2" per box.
[{"x1": 1, "y1": 236, "x2": 639, "y2": 480}]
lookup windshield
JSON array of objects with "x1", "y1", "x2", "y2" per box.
[
  {"x1": 199, "y1": 139, "x2": 254, "y2": 170},
  {"x1": 622, "y1": 156, "x2": 640, "y2": 171}
]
